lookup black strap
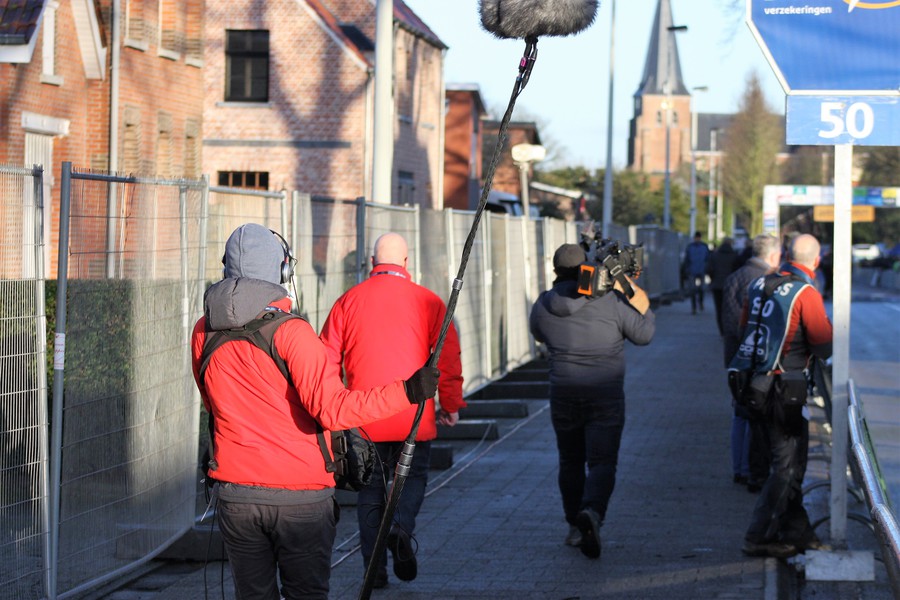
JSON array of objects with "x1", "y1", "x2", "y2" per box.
[{"x1": 199, "y1": 310, "x2": 338, "y2": 474}]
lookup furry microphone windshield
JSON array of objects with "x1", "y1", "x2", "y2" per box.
[{"x1": 479, "y1": 0, "x2": 599, "y2": 39}]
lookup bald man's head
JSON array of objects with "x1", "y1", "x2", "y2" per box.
[
  {"x1": 791, "y1": 234, "x2": 821, "y2": 269},
  {"x1": 373, "y1": 233, "x2": 408, "y2": 267}
]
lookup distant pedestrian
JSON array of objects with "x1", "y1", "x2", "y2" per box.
[
  {"x1": 320, "y1": 232, "x2": 465, "y2": 589},
  {"x1": 682, "y1": 231, "x2": 710, "y2": 314},
  {"x1": 721, "y1": 234, "x2": 781, "y2": 492},
  {"x1": 707, "y1": 237, "x2": 739, "y2": 335},
  {"x1": 731, "y1": 234, "x2": 832, "y2": 559},
  {"x1": 530, "y1": 243, "x2": 655, "y2": 560}
]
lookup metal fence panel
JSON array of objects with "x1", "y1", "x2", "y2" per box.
[
  {"x1": 449, "y1": 211, "x2": 491, "y2": 392},
  {"x1": 632, "y1": 226, "x2": 683, "y2": 299},
  {"x1": 488, "y1": 214, "x2": 509, "y2": 380},
  {"x1": 204, "y1": 187, "x2": 288, "y2": 282},
  {"x1": 53, "y1": 168, "x2": 205, "y2": 597},
  {"x1": 505, "y1": 217, "x2": 532, "y2": 368},
  {"x1": 297, "y1": 198, "x2": 359, "y2": 332},
  {"x1": 0, "y1": 164, "x2": 50, "y2": 600}
]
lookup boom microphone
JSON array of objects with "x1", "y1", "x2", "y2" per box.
[{"x1": 479, "y1": 0, "x2": 599, "y2": 40}]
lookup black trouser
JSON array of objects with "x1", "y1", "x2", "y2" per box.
[
  {"x1": 712, "y1": 289, "x2": 725, "y2": 334},
  {"x1": 745, "y1": 406, "x2": 815, "y2": 546},
  {"x1": 551, "y1": 395, "x2": 625, "y2": 526},
  {"x1": 217, "y1": 497, "x2": 339, "y2": 600}
]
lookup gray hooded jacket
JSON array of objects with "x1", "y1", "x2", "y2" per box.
[{"x1": 529, "y1": 280, "x2": 655, "y2": 399}]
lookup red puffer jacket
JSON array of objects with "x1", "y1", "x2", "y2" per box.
[
  {"x1": 320, "y1": 264, "x2": 465, "y2": 442},
  {"x1": 192, "y1": 282, "x2": 411, "y2": 490}
]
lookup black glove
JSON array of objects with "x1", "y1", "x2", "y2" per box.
[{"x1": 404, "y1": 366, "x2": 440, "y2": 404}]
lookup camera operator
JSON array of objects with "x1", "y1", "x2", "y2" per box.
[{"x1": 529, "y1": 243, "x2": 655, "y2": 560}]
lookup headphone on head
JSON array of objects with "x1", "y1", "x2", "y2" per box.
[{"x1": 270, "y1": 229, "x2": 296, "y2": 284}]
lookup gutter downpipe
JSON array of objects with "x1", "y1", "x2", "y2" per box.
[{"x1": 106, "y1": 0, "x2": 121, "y2": 278}]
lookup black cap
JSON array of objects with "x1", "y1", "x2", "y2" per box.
[{"x1": 553, "y1": 244, "x2": 585, "y2": 271}]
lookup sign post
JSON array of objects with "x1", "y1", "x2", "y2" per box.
[{"x1": 747, "y1": 0, "x2": 899, "y2": 577}]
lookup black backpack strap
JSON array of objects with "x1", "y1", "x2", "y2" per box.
[{"x1": 198, "y1": 309, "x2": 338, "y2": 473}]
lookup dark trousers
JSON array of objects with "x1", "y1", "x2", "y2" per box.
[
  {"x1": 357, "y1": 440, "x2": 431, "y2": 570},
  {"x1": 746, "y1": 410, "x2": 772, "y2": 486},
  {"x1": 688, "y1": 276, "x2": 705, "y2": 311},
  {"x1": 745, "y1": 408, "x2": 816, "y2": 546},
  {"x1": 712, "y1": 289, "x2": 725, "y2": 334},
  {"x1": 217, "y1": 497, "x2": 338, "y2": 600},
  {"x1": 550, "y1": 396, "x2": 625, "y2": 525}
]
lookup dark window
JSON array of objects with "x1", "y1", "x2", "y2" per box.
[
  {"x1": 396, "y1": 171, "x2": 415, "y2": 206},
  {"x1": 217, "y1": 171, "x2": 269, "y2": 190},
  {"x1": 225, "y1": 30, "x2": 269, "y2": 102},
  {"x1": 339, "y1": 24, "x2": 374, "y2": 52}
]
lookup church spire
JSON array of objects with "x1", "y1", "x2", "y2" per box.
[{"x1": 635, "y1": 0, "x2": 688, "y2": 96}]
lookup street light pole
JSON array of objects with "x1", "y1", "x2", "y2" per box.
[
  {"x1": 601, "y1": 0, "x2": 616, "y2": 239},
  {"x1": 707, "y1": 128, "x2": 718, "y2": 243},
  {"x1": 689, "y1": 86, "x2": 707, "y2": 237},
  {"x1": 663, "y1": 24, "x2": 687, "y2": 230}
]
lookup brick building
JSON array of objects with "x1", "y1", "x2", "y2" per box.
[
  {"x1": 443, "y1": 84, "x2": 488, "y2": 211},
  {"x1": 0, "y1": 0, "x2": 205, "y2": 275},
  {"x1": 202, "y1": 0, "x2": 446, "y2": 207}
]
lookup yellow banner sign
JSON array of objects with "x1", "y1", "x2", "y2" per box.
[{"x1": 813, "y1": 205, "x2": 876, "y2": 223}]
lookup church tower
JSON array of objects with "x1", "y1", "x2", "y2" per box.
[{"x1": 627, "y1": 0, "x2": 691, "y2": 175}]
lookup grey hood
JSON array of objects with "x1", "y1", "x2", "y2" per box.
[
  {"x1": 204, "y1": 277, "x2": 287, "y2": 331},
  {"x1": 540, "y1": 280, "x2": 589, "y2": 317}
]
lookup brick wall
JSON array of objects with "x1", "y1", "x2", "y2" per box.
[
  {"x1": 444, "y1": 90, "x2": 479, "y2": 211},
  {"x1": 628, "y1": 93, "x2": 691, "y2": 174},
  {"x1": 0, "y1": 0, "x2": 204, "y2": 277},
  {"x1": 392, "y1": 28, "x2": 443, "y2": 207}
]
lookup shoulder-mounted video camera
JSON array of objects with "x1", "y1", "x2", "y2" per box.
[{"x1": 576, "y1": 227, "x2": 644, "y2": 299}]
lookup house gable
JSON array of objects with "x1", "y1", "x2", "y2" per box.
[
  {"x1": 298, "y1": 0, "x2": 370, "y2": 70},
  {"x1": 70, "y1": 0, "x2": 106, "y2": 79},
  {"x1": 0, "y1": 0, "x2": 45, "y2": 63}
]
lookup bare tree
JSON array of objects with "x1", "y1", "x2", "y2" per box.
[{"x1": 721, "y1": 72, "x2": 783, "y2": 234}]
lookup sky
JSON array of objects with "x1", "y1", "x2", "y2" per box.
[{"x1": 403, "y1": 0, "x2": 787, "y2": 170}]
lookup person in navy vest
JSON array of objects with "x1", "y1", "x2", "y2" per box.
[{"x1": 730, "y1": 234, "x2": 833, "y2": 559}]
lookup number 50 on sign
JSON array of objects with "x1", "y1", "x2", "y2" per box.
[{"x1": 786, "y1": 95, "x2": 900, "y2": 146}]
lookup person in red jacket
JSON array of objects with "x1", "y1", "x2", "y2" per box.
[
  {"x1": 191, "y1": 224, "x2": 438, "y2": 600},
  {"x1": 320, "y1": 232, "x2": 465, "y2": 589}
]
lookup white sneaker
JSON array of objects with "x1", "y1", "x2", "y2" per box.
[{"x1": 565, "y1": 525, "x2": 582, "y2": 546}]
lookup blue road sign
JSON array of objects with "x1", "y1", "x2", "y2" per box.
[
  {"x1": 747, "y1": 1, "x2": 900, "y2": 93},
  {"x1": 787, "y1": 95, "x2": 900, "y2": 145}
]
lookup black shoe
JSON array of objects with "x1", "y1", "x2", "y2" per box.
[
  {"x1": 575, "y1": 508, "x2": 602, "y2": 559},
  {"x1": 387, "y1": 529, "x2": 417, "y2": 582},
  {"x1": 746, "y1": 481, "x2": 762, "y2": 493},
  {"x1": 742, "y1": 540, "x2": 799, "y2": 559},
  {"x1": 733, "y1": 474, "x2": 748, "y2": 484}
]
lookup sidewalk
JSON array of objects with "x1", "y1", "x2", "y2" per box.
[{"x1": 88, "y1": 298, "x2": 894, "y2": 599}]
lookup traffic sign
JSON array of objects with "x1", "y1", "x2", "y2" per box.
[
  {"x1": 813, "y1": 205, "x2": 876, "y2": 222},
  {"x1": 747, "y1": 1, "x2": 900, "y2": 94},
  {"x1": 786, "y1": 95, "x2": 900, "y2": 145}
]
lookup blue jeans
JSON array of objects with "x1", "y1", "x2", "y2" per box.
[
  {"x1": 731, "y1": 411, "x2": 751, "y2": 478},
  {"x1": 357, "y1": 440, "x2": 431, "y2": 570},
  {"x1": 550, "y1": 396, "x2": 625, "y2": 525},
  {"x1": 217, "y1": 496, "x2": 338, "y2": 600}
]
